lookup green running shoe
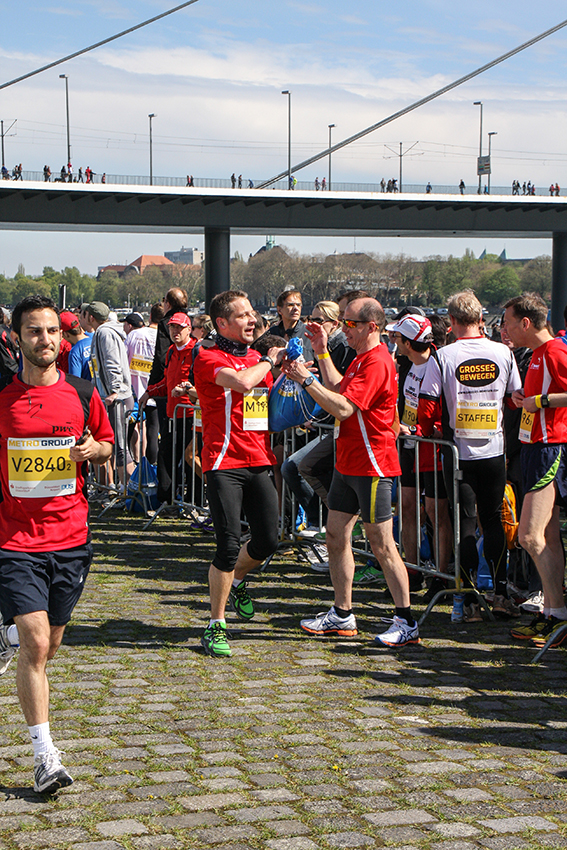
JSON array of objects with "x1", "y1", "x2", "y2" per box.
[
  {"x1": 229, "y1": 581, "x2": 255, "y2": 620},
  {"x1": 201, "y1": 621, "x2": 231, "y2": 657},
  {"x1": 353, "y1": 562, "x2": 382, "y2": 584}
]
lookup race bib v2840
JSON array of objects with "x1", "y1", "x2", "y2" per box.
[{"x1": 8, "y1": 436, "x2": 77, "y2": 498}]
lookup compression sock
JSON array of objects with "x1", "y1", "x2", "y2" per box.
[
  {"x1": 334, "y1": 606, "x2": 353, "y2": 619},
  {"x1": 28, "y1": 722, "x2": 54, "y2": 758},
  {"x1": 395, "y1": 607, "x2": 415, "y2": 627},
  {"x1": 7, "y1": 625, "x2": 19, "y2": 646}
]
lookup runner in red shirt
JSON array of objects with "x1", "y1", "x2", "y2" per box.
[
  {"x1": 192, "y1": 290, "x2": 285, "y2": 658},
  {"x1": 0, "y1": 296, "x2": 113, "y2": 795},
  {"x1": 283, "y1": 297, "x2": 419, "y2": 648},
  {"x1": 503, "y1": 293, "x2": 567, "y2": 648}
]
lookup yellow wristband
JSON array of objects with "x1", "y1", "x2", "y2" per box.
[
  {"x1": 316, "y1": 351, "x2": 330, "y2": 360},
  {"x1": 535, "y1": 395, "x2": 542, "y2": 409}
]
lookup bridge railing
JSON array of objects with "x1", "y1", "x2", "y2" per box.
[{"x1": 1, "y1": 170, "x2": 560, "y2": 197}]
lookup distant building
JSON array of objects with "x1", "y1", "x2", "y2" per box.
[
  {"x1": 164, "y1": 247, "x2": 204, "y2": 265},
  {"x1": 98, "y1": 255, "x2": 176, "y2": 279}
]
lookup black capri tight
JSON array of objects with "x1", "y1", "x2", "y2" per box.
[{"x1": 206, "y1": 466, "x2": 279, "y2": 573}]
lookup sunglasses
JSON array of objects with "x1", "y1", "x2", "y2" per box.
[
  {"x1": 342, "y1": 319, "x2": 366, "y2": 328},
  {"x1": 308, "y1": 316, "x2": 327, "y2": 324}
]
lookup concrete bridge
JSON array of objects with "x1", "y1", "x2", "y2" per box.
[{"x1": 1, "y1": 180, "x2": 567, "y2": 327}]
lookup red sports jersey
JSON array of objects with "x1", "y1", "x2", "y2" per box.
[
  {"x1": 193, "y1": 346, "x2": 275, "y2": 474},
  {"x1": 0, "y1": 372, "x2": 114, "y2": 552},
  {"x1": 520, "y1": 338, "x2": 567, "y2": 444},
  {"x1": 336, "y1": 344, "x2": 401, "y2": 477}
]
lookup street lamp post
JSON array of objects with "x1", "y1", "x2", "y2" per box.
[
  {"x1": 328, "y1": 123, "x2": 335, "y2": 190},
  {"x1": 487, "y1": 131, "x2": 497, "y2": 194},
  {"x1": 473, "y1": 100, "x2": 483, "y2": 194},
  {"x1": 282, "y1": 91, "x2": 291, "y2": 188},
  {"x1": 59, "y1": 74, "x2": 71, "y2": 167},
  {"x1": 148, "y1": 113, "x2": 155, "y2": 186}
]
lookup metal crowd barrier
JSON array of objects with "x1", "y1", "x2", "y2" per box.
[
  {"x1": 88, "y1": 398, "x2": 133, "y2": 516},
  {"x1": 143, "y1": 403, "x2": 207, "y2": 530},
  {"x1": 397, "y1": 435, "x2": 494, "y2": 624}
]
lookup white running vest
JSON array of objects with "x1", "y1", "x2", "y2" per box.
[{"x1": 420, "y1": 337, "x2": 521, "y2": 461}]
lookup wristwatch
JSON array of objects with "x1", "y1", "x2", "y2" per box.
[
  {"x1": 541, "y1": 393, "x2": 550, "y2": 408},
  {"x1": 302, "y1": 375, "x2": 315, "y2": 389},
  {"x1": 259, "y1": 355, "x2": 274, "y2": 368}
]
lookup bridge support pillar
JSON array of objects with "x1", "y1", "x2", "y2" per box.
[
  {"x1": 204, "y1": 227, "x2": 231, "y2": 310},
  {"x1": 551, "y1": 233, "x2": 567, "y2": 334}
]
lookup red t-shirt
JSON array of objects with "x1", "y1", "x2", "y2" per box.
[
  {"x1": 336, "y1": 344, "x2": 401, "y2": 477},
  {"x1": 0, "y1": 372, "x2": 114, "y2": 552},
  {"x1": 193, "y1": 346, "x2": 275, "y2": 474},
  {"x1": 522, "y1": 337, "x2": 567, "y2": 444},
  {"x1": 146, "y1": 340, "x2": 195, "y2": 418}
]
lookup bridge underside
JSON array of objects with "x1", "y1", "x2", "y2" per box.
[{"x1": 1, "y1": 182, "x2": 566, "y2": 327}]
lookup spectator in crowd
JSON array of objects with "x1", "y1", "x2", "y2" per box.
[
  {"x1": 190, "y1": 314, "x2": 215, "y2": 342},
  {"x1": 503, "y1": 294, "x2": 567, "y2": 647},
  {"x1": 0, "y1": 295, "x2": 113, "y2": 794},
  {"x1": 271, "y1": 289, "x2": 314, "y2": 361},
  {"x1": 87, "y1": 301, "x2": 135, "y2": 487},
  {"x1": 141, "y1": 313, "x2": 195, "y2": 505},
  {"x1": 192, "y1": 290, "x2": 284, "y2": 658},
  {"x1": 148, "y1": 288, "x2": 189, "y2": 455},
  {"x1": 60, "y1": 310, "x2": 92, "y2": 381},
  {"x1": 125, "y1": 307, "x2": 162, "y2": 467},
  {"x1": 387, "y1": 313, "x2": 453, "y2": 599},
  {"x1": 419, "y1": 290, "x2": 522, "y2": 621},
  {"x1": 0, "y1": 307, "x2": 19, "y2": 379},
  {"x1": 284, "y1": 297, "x2": 420, "y2": 647},
  {"x1": 282, "y1": 300, "x2": 352, "y2": 556}
]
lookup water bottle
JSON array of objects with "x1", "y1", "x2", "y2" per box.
[{"x1": 451, "y1": 593, "x2": 464, "y2": 623}]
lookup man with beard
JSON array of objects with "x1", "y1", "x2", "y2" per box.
[{"x1": 0, "y1": 296, "x2": 113, "y2": 794}]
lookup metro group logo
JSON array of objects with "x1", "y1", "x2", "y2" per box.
[{"x1": 455, "y1": 358, "x2": 500, "y2": 387}]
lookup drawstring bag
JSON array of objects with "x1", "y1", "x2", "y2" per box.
[
  {"x1": 268, "y1": 339, "x2": 325, "y2": 432},
  {"x1": 126, "y1": 458, "x2": 159, "y2": 514}
]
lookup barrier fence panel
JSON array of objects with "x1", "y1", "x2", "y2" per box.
[
  {"x1": 143, "y1": 403, "x2": 207, "y2": 530},
  {"x1": 91, "y1": 398, "x2": 133, "y2": 516}
]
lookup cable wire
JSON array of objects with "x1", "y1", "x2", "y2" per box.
[
  {"x1": 0, "y1": 0, "x2": 200, "y2": 92},
  {"x1": 258, "y1": 17, "x2": 567, "y2": 188}
]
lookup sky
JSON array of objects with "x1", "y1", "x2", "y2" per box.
[{"x1": 0, "y1": 0, "x2": 566, "y2": 276}]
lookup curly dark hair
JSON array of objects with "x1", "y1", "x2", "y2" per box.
[{"x1": 12, "y1": 295, "x2": 59, "y2": 337}]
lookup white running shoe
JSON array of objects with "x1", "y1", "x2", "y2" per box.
[
  {"x1": 33, "y1": 749, "x2": 73, "y2": 794},
  {"x1": 300, "y1": 606, "x2": 358, "y2": 636},
  {"x1": 519, "y1": 590, "x2": 545, "y2": 614},
  {"x1": 0, "y1": 624, "x2": 17, "y2": 676},
  {"x1": 374, "y1": 616, "x2": 420, "y2": 648},
  {"x1": 304, "y1": 542, "x2": 330, "y2": 572}
]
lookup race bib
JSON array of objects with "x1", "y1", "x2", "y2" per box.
[
  {"x1": 334, "y1": 417, "x2": 340, "y2": 439},
  {"x1": 455, "y1": 398, "x2": 499, "y2": 438},
  {"x1": 243, "y1": 388, "x2": 269, "y2": 431},
  {"x1": 194, "y1": 406, "x2": 202, "y2": 433},
  {"x1": 519, "y1": 408, "x2": 535, "y2": 444},
  {"x1": 90, "y1": 355, "x2": 99, "y2": 380},
  {"x1": 402, "y1": 399, "x2": 418, "y2": 428},
  {"x1": 129, "y1": 356, "x2": 152, "y2": 375},
  {"x1": 8, "y1": 436, "x2": 77, "y2": 498}
]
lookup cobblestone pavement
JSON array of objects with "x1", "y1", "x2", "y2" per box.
[{"x1": 1, "y1": 515, "x2": 566, "y2": 850}]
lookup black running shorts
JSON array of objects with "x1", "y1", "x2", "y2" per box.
[
  {"x1": 328, "y1": 470, "x2": 393, "y2": 524},
  {"x1": 0, "y1": 544, "x2": 92, "y2": 626}
]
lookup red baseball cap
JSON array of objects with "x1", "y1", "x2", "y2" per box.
[
  {"x1": 60, "y1": 311, "x2": 80, "y2": 333},
  {"x1": 168, "y1": 312, "x2": 191, "y2": 328}
]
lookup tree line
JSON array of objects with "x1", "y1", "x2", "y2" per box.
[{"x1": 0, "y1": 249, "x2": 551, "y2": 311}]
